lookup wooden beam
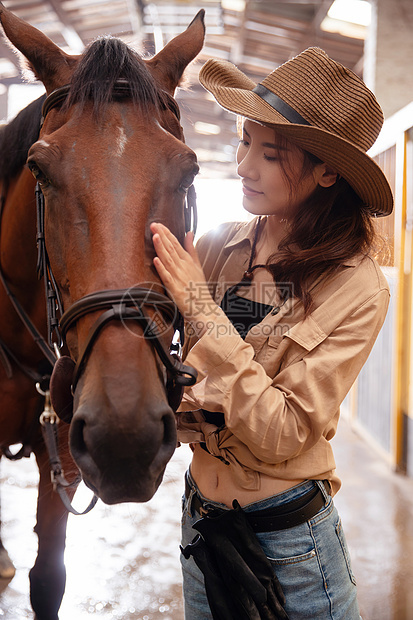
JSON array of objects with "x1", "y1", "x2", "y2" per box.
[
  {"x1": 294, "y1": 0, "x2": 335, "y2": 52},
  {"x1": 46, "y1": 0, "x2": 84, "y2": 51},
  {"x1": 228, "y1": 0, "x2": 247, "y2": 64}
]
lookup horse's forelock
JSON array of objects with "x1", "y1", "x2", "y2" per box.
[{"x1": 65, "y1": 37, "x2": 165, "y2": 114}]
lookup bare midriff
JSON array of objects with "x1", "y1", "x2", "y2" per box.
[{"x1": 190, "y1": 443, "x2": 305, "y2": 508}]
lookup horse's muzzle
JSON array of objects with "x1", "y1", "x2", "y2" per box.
[{"x1": 69, "y1": 399, "x2": 176, "y2": 504}]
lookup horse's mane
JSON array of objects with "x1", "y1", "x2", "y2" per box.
[
  {"x1": 0, "y1": 37, "x2": 168, "y2": 182},
  {"x1": 0, "y1": 94, "x2": 45, "y2": 182},
  {"x1": 65, "y1": 36, "x2": 168, "y2": 114}
]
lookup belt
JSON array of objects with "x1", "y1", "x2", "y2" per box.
[{"x1": 185, "y1": 477, "x2": 328, "y2": 533}]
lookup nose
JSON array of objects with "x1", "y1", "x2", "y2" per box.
[{"x1": 236, "y1": 145, "x2": 258, "y2": 181}]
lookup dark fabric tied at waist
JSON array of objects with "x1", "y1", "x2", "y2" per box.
[
  {"x1": 201, "y1": 409, "x2": 225, "y2": 426},
  {"x1": 185, "y1": 476, "x2": 329, "y2": 533}
]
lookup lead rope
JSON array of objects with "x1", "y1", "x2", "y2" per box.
[{"x1": 36, "y1": 382, "x2": 98, "y2": 515}]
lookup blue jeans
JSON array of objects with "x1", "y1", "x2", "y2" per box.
[{"x1": 181, "y1": 471, "x2": 360, "y2": 619}]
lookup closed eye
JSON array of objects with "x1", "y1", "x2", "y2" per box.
[
  {"x1": 179, "y1": 163, "x2": 199, "y2": 193},
  {"x1": 27, "y1": 160, "x2": 50, "y2": 188}
]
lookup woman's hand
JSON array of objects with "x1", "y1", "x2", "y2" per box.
[{"x1": 150, "y1": 222, "x2": 221, "y2": 333}]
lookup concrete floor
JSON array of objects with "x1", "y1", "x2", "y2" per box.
[
  {"x1": 1, "y1": 417, "x2": 413, "y2": 619},
  {"x1": 332, "y1": 418, "x2": 413, "y2": 620}
]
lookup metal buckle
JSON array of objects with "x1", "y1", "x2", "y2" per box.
[
  {"x1": 199, "y1": 504, "x2": 210, "y2": 517},
  {"x1": 199, "y1": 503, "x2": 225, "y2": 518},
  {"x1": 36, "y1": 384, "x2": 59, "y2": 426}
]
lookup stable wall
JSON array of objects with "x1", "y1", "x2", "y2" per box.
[
  {"x1": 364, "y1": 0, "x2": 413, "y2": 119},
  {"x1": 345, "y1": 103, "x2": 413, "y2": 477}
]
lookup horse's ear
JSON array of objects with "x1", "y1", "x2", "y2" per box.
[
  {"x1": 146, "y1": 9, "x2": 205, "y2": 95},
  {"x1": 0, "y1": 3, "x2": 78, "y2": 92}
]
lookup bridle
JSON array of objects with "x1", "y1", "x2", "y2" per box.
[{"x1": 37, "y1": 80, "x2": 198, "y2": 403}]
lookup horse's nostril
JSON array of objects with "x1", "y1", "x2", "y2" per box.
[
  {"x1": 70, "y1": 417, "x2": 88, "y2": 458},
  {"x1": 69, "y1": 415, "x2": 103, "y2": 495}
]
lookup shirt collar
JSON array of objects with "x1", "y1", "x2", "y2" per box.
[
  {"x1": 222, "y1": 216, "x2": 359, "y2": 269},
  {"x1": 223, "y1": 217, "x2": 259, "y2": 251}
]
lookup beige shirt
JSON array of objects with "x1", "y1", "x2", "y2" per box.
[{"x1": 177, "y1": 218, "x2": 390, "y2": 496}]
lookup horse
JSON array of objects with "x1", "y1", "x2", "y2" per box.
[{"x1": 0, "y1": 4, "x2": 205, "y2": 618}]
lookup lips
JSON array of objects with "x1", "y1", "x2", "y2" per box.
[{"x1": 242, "y1": 183, "x2": 263, "y2": 197}]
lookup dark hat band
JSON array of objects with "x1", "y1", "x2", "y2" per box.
[{"x1": 253, "y1": 84, "x2": 310, "y2": 126}]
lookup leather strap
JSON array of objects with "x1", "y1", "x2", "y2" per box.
[
  {"x1": 40, "y1": 413, "x2": 98, "y2": 515},
  {"x1": 59, "y1": 291, "x2": 197, "y2": 392},
  {"x1": 59, "y1": 288, "x2": 176, "y2": 335},
  {"x1": 185, "y1": 477, "x2": 327, "y2": 532},
  {"x1": 0, "y1": 192, "x2": 57, "y2": 366},
  {"x1": 253, "y1": 84, "x2": 310, "y2": 126}
]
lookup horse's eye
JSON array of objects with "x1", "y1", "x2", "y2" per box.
[
  {"x1": 27, "y1": 161, "x2": 50, "y2": 187},
  {"x1": 179, "y1": 164, "x2": 199, "y2": 193}
]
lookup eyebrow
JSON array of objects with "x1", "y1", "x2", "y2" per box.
[{"x1": 243, "y1": 126, "x2": 289, "y2": 151}]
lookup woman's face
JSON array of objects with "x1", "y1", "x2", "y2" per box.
[{"x1": 236, "y1": 120, "x2": 325, "y2": 219}]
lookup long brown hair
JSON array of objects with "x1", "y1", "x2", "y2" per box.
[{"x1": 266, "y1": 139, "x2": 377, "y2": 314}]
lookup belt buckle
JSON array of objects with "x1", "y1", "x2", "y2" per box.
[
  {"x1": 199, "y1": 503, "x2": 225, "y2": 518},
  {"x1": 199, "y1": 505, "x2": 209, "y2": 517}
]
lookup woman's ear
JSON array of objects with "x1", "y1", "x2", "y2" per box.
[{"x1": 318, "y1": 164, "x2": 339, "y2": 188}]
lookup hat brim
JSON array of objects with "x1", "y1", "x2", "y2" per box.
[{"x1": 199, "y1": 59, "x2": 393, "y2": 217}]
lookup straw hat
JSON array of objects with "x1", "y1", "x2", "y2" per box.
[{"x1": 199, "y1": 47, "x2": 393, "y2": 216}]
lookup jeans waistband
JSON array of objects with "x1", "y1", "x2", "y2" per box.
[{"x1": 184, "y1": 470, "x2": 330, "y2": 532}]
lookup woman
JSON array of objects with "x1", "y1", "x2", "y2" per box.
[{"x1": 151, "y1": 47, "x2": 392, "y2": 619}]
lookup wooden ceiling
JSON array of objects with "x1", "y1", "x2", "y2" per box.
[{"x1": 0, "y1": 0, "x2": 365, "y2": 178}]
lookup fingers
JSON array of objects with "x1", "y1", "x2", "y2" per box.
[
  {"x1": 184, "y1": 230, "x2": 194, "y2": 252},
  {"x1": 151, "y1": 222, "x2": 188, "y2": 262},
  {"x1": 151, "y1": 222, "x2": 216, "y2": 326},
  {"x1": 184, "y1": 230, "x2": 201, "y2": 264},
  {"x1": 152, "y1": 232, "x2": 174, "y2": 271},
  {"x1": 152, "y1": 255, "x2": 172, "y2": 285},
  {"x1": 151, "y1": 223, "x2": 202, "y2": 284}
]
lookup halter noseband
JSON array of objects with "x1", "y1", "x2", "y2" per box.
[{"x1": 37, "y1": 81, "x2": 197, "y2": 405}]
